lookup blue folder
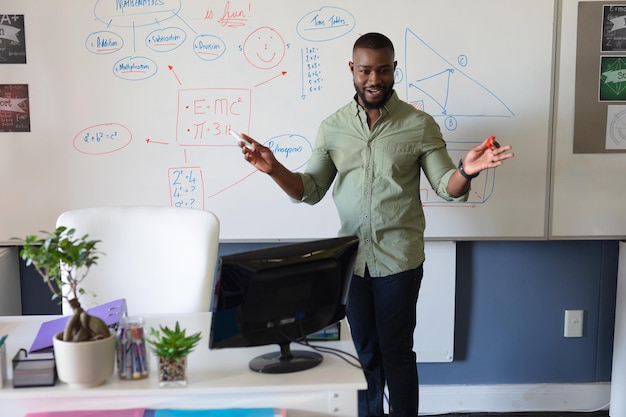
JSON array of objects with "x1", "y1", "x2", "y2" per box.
[{"x1": 147, "y1": 409, "x2": 283, "y2": 417}]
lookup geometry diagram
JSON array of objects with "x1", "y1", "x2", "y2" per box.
[
  {"x1": 422, "y1": 141, "x2": 496, "y2": 206},
  {"x1": 403, "y1": 28, "x2": 514, "y2": 131}
]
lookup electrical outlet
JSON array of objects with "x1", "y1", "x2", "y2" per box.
[{"x1": 564, "y1": 310, "x2": 584, "y2": 337}]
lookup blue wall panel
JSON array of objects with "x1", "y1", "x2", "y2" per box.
[{"x1": 419, "y1": 240, "x2": 618, "y2": 384}]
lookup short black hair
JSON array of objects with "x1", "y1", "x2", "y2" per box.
[{"x1": 353, "y1": 32, "x2": 394, "y2": 54}]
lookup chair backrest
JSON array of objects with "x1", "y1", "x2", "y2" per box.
[{"x1": 56, "y1": 206, "x2": 220, "y2": 316}]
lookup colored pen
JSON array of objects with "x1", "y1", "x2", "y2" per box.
[
  {"x1": 487, "y1": 135, "x2": 500, "y2": 149},
  {"x1": 118, "y1": 328, "x2": 129, "y2": 378},
  {"x1": 132, "y1": 343, "x2": 142, "y2": 379},
  {"x1": 131, "y1": 326, "x2": 149, "y2": 376},
  {"x1": 230, "y1": 129, "x2": 255, "y2": 151},
  {"x1": 0, "y1": 334, "x2": 7, "y2": 347}
]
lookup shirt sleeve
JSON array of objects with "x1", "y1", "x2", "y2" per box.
[
  {"x1": 420, "y1": 118, "x2": 469, "y2": 202},
  {"x1": 292, "y1": 126, "x2": 338, "y2": 205}
]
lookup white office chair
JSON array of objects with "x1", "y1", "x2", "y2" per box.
[{"x1": 56, "y1": 206, "x2": 220, "y2": 316}]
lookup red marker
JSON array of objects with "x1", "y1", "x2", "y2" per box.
[{"x1": 487, "y1": 135, "x2": 500, "y2": 149}]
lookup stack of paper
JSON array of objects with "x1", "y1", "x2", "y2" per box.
[{"x1": 12, "y1": 349, "x2": 56, "y2": 388}]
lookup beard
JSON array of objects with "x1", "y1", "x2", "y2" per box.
[{"x1": 354, "y1": 82, "x2": 394, "y2": 110}]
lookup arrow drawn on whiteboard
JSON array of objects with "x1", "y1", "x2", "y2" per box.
[
  {"x1": 145, "y1": 138, "x2": 169, "y2": 145},
  {"x1": 168, "y1": 65, "x2": 182, "y2": 85},
  {"x1": 254, "y1": 71, "x2": 287, "y2": 88}
]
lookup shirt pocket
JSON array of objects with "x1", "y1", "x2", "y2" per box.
[{"x1": 377, "y1": 141, "x2": 421, "y2": 178}]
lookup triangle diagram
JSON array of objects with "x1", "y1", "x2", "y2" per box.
[{"x1": 403, "y1": 28, "x2": 514, "y2": 119}]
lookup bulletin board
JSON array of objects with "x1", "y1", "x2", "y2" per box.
[
  {"x1": 551, "y1": 0, "x2": 626, "y2": 238},
  {"x1": 573, "y1": 1, "x2": 626, "y2": 153}
]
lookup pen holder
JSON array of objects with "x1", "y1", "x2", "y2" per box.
[{"x1": 116, "y1": 316, "x2": 149, "y2": 380}]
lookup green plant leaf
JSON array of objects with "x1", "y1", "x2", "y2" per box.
[
  {"x1": 145, "y1": 321, "x2": 201, "y2": 361},
  {"x1": 16, "y1": 226, "x2": 102, "y2": 337}
]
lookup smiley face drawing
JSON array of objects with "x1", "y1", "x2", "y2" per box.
[{"x1": 242, "y1": 27, "x2": 286, "y2": 70}]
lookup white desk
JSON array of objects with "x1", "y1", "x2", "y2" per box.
[{"x1": 0, "y1": 312, "x2": 366, "y2": 416}]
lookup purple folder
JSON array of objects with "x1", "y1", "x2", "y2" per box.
[{"x1": 29, "y1": 299, "x2": 127, "y2": 353}]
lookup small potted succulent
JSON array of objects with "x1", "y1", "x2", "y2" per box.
[
  {"x1": 18, "y1": 226, "x2": 115, "y2": 388},
  {"x1": 145, "y1": 321, "x2": 201, "y2": 387}
]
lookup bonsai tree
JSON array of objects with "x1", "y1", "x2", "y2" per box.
[{"x1": 18, "y1": 226, "x2": 110, "y2": 342}]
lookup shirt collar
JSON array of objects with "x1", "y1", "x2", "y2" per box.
[{"x1": 351, "y1": 90, "x2": 399, "y2": 117}]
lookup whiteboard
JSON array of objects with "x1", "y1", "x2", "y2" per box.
[
  {"x1": 551, "y1": 0, "x2": 626, "y2": 239},
  {"x1": 0, "y1": 0, "x2": 555, "y2": 243}
]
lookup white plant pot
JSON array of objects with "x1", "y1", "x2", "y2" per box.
[{"x1": 53, "y1": 331, "x2": 115, "y2": 388}]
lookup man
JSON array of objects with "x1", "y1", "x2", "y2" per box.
[{"x1": 237, "y1": 32, "x2": 514, "y2": 417}]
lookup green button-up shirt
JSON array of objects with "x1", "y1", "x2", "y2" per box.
[{"x1": 296, "y1": 91, "x2": 469, "y2": 278}]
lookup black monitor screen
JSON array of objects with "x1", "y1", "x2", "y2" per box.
[{"x1": 209, "y1": 236, "x2": 359, "y2": 373}]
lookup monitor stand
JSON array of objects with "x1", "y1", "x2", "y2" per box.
[{"x1": 249, "y1": 343, "x2": 323, "y2": 374}]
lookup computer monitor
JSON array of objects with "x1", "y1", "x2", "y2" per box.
[{"x1": 208, "y1": 236, "x2": 359, "y2": 374}]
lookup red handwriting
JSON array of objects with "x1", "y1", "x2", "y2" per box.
[{"x1": 216, "y1": 1, "x2": 249, "y2": 28}]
